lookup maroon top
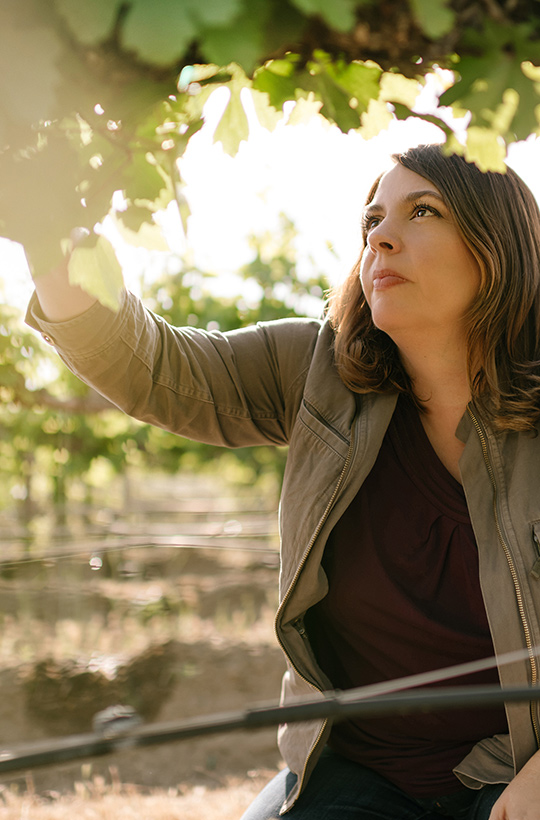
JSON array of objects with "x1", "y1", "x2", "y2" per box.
[{"x1": 306, "y1": 394, "x2": 507, "y2": 797}]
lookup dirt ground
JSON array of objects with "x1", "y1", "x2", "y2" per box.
[
  {"x1": 0, "y1": 638, "x2": 286, "y2": 797},
  {"x1": 0, "y1": 472, "x2": 287, "y2": 809}
]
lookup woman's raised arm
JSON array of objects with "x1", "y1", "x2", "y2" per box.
[{"x1": 31, "y1": 253, "x2": 100, "y2": 322}]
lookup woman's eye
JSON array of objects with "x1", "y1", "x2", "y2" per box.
[
  {"x1": 363, "y1": 216, "x2": 381, "y2": 232},
  {"x1": 413, "y1": 204, "x2": 438, "y2": 219}
]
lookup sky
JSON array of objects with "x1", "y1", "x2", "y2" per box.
[{"x1": 3, "y1": 86, "x2": 540, "y2": 318}]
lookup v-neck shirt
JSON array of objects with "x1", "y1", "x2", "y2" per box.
[{"x1": 306, "y1": 394, "x2": 508, "y2": 797}]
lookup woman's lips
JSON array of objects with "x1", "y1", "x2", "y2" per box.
[{"x1": 372, "y1": 270, "x2": 408, "y2": 290}]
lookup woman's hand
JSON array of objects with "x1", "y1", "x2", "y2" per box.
[
  {"x1": 489, "y1": 750, "x2": 540, "y2": 819},
  {"x1": 0, "y1": 125, "x2": 90, "y2": 278}
]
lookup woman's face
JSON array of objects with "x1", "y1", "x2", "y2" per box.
[{"x1": 359, "y1": 163, "x2": 481, "y2": 347}]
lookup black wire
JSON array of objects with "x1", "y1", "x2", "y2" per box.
[{"x1": 0, "y1": 683, "x2": 538, "y2": 774}]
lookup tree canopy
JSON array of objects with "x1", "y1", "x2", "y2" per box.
[{"x1": 1, "y1": 0, "x2": 540, "y2": 305}]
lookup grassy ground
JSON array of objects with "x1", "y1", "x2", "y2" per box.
[{"x1": 0, "y1": 771, "x2": 276, "y2": 819}]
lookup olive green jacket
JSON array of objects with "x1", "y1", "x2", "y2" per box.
[{"x1": 27, "y1": 290, "x2": 540, "y2": 814}]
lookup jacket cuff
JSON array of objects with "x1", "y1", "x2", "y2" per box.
[{"x1": 25, "y1": 289, "x2": 129, "y2": 355}]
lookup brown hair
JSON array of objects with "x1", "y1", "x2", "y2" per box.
[{"x1": 328, "y1": 143, "x2": 540, "y2": 431}]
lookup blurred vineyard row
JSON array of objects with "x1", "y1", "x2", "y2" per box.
[{"x1": 1, "y1": 219, "x2": 327, "y2": 523}]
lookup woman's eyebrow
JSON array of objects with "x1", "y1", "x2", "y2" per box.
[{"x1": 363, "y1": 189, "x2": 446, "y2": 218}]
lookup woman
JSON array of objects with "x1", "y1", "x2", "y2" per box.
[{"x1": 26, "y1": 144, "x2": 540, "y2": 819}]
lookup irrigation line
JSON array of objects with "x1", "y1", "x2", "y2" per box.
[{"x1": 0, "y1": 683, "x2": 539, "y2": 775}]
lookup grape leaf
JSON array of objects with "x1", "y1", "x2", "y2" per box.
[
  {"x1": 67, "y1": 234, "x2": 124, "y2": 311},
  {"x1": 121, "y1": 152, "x2": 169, "y2": 204},
  {"x1": 121, "y1": 0, "x2": 198, "y2": 66},
  {"x1": 111, "y1": 210, "x2": 170, "y2": 250},
  {"x1": 252, "y1": 56, "x2": 300, "y2": 109},
  {"x1": 360, "y1": 98, "x2": 393, "y2": 139},
  {"x1": 0, "y1": 5, "x2": 63, "y2": 132},
  {"x1": 441, "y1": 22, "x2": 540, "y2": 142},
  {"x1": 408, "y1": 0, "x2": 455, "y2": 39},
  {"x1": 53, "y1": 0, "x2": 124, "y2": 46},
  {"x1": 287, "y1": 94, "x2": 324, "y2": 125},
  {"x1": 194, "y1": 0, "x2": 243, "y2": 27},
  {"x1": 305, "y1": 54, "x2": 381, "y2": 131},
  {"x1": 482, "y1": 88, "x2": 519, "y2": 136},
  {"x1": 447, "y1": 128, "x2": 507, "y2": 173},
  {"x1": 331, "y1": 61, "x2": 382, "y2": 113},
  {"x1": 289, "y1": 0, "x2": 357, "y2": 31},
  {"x1": 116, "y1": 203, "x2": 155, "y2": 234},
  {"x1": 201, "y1": 4, "x2": 265, "y2": 74},
  {"x1": 250, "y1": 89, "x2": 283, "y2": 131},
  {"x1": 311, "y1": 70, "x2": 361, "y2": 131},
  {"x1": 213, "y1": 73, "x2": 250, "y2": 155},
  {"x1": 121, "y1": 0, "x2": 245, "y2": 67},
  {"x1": 380, "y1": 72, "x2": 421, "y2": 108}
]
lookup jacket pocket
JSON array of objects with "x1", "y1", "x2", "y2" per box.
[
  {"x1": 296, "y1": 399, "x2": 350, "y2": 459},
  {"x1": 530, "y1": 521, "x2": 540, "y2": 579}
]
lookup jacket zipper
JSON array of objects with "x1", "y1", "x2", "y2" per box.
[
  {"x1": 275, "y1": 420, "x2": 356, "y2": 810},
  {"x1": 468, "y1": 407, "x2": 540, "y2": 747}
]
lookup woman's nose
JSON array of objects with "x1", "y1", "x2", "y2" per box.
[{"x1": 367, "y1": 221, "x2": 401, "y2": 253}]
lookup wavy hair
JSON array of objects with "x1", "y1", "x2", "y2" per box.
[{"x1": 328, "y1": 143, "x2": 540, "y2": 431}]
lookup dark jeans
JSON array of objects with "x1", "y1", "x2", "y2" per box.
[{"x1": 241, "y1": 748, "x2": 507, "y2": 819}]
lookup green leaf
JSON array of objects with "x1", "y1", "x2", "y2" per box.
[
  {"x1": 53, "y1": 0, "x2": 124, "y2": 45},
  {"x1": 122, "y1": 152, "x2": 168, "y2": 204},
  {"x1": 408, "y1": 0, "x2": 455, "y2": 39},
  {"x1": 201, "y1": 0, "x2": 304, "y2": 75},
  {"x1": 360, "y1": 98, "x2": 393, "y2": 139},
  {"x1": 326, "y1": 61, "x2": 382, "y2": 114},
  {"x1": 116, "y1": 203, "x2": 154, "y2": 234},
  {"x1": 289, "y1": 0, "x2": 357, "y2": 31},
  {"x1": 441, "y1": 22, "x2": 540, "y2": 142},
  {"x1": 258, "y1": 55, "x2": 298, "y2": 80},
  {"x1": 176, "y1": 188, "x2": 191, "y2": 238},
  {"x1": 200, "y1": 6, "x2": 265, "y2": 74},
  {"x1": 522, "y1": 60, "x2": 540, "y2": 85},
  {"x1": 194, "y1": 0, "x2": 243, "y2": 27},
  {"x1": 380, "y1": 72, "x2": 421, "y2": 108},
  {"x1": 0, "y1": 7, "x2": 63, "y2": 132},
  {"x1": 121, "y1": 0, "x2": 198, "y2": 66},
  {"x1": 482, "y1": 88, "x2": 520, "y2": 135},
  {"x1": 260, "y1": 0, "x2": 306, "y2": 57},
  {"x1": 312, "y1": 70, "x2": 360, "y2": 131},
  {"x1": 448, "y1": 128, "x2": 507, "y2": 173},
  {"x1": 112, "y1": 211, "x2": 170, "y2": 250},
  {"x1": 67, "y1": 234, "x2": 124, "y2": 311},
  {"x1": 213, "y1": 75, "x2": 250, "y2": 155},
  {"x1": 252, "y1": 57, "x2": 300, "y2": 109},
  {"x1": 292, "y1": 53, "x2": 383, "y2": 130},
  {"x1": 286, "y1": 93, "x2": 324, "y2": 125},
  {"x1": 250, "y1": 89, "x2": 283, "y2": 131}
]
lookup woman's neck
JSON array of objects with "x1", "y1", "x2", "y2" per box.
[
  {"x1": 398, "y1": 334, "x2": 472, "y2": 416},
  {"x1": 398, "y1": 338, "x2": 471, "y2": 483}
]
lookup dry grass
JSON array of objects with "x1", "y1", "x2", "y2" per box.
[{"x1": 0, "y1": 771, "x2": 275, "y2": 819}]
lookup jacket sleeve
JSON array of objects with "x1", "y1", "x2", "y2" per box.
[{"x1": 26, "y1": 289, "x2": 322, "y2": 448}]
